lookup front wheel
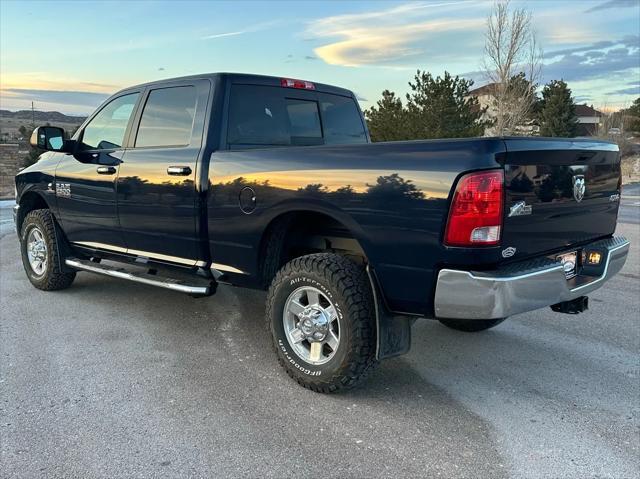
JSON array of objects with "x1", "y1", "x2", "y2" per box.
[
  {"x1": 20, "y1": 209, "x2": 76, "y2": 291},
  {"x1": 266, "y1": 253, "x2": 378, "y2": 393},
  {"x1": 438, "y1": 317, "x2": 506, "y2": 332}
]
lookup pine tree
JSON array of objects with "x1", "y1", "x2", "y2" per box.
[
  {"x1": 365, "y1": 90, "x2": 409, "y2": 142},
  {"x1": 626, "y1": 97, "x2": 640, "y2": 134},
  {"x1": 405, "y1": 70, "x2": 489, "y2": 139},
  {"x1": 538, "y1": 80, "x2": 579, "y2": 137}
]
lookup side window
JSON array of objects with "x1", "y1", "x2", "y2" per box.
[
  {"x1": 81, "y1": 93, "x2": 139, "y2": 150},
  {"x1": 318, "y1": 93, "x2": 367, "y2": 145},
  {"x1": 135, "y1": 86, "x2": 197, "y2": 148}
]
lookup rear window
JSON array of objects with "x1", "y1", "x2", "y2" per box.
[{"x1": 227, "y1": 85, "x2": 367, "y2": 147}]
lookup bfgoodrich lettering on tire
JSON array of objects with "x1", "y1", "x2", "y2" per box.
[{"x1": 266, "y1": 253, "x2": 378, "y2": 393}]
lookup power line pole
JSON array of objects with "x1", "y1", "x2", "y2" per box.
[{"x1": 31, "y1": 101, "x2": 35, "y2": 128}]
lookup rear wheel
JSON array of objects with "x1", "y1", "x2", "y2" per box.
[
  {"x1": 20, "y1": 209, "x2": 76, "y2": 291},
  {"x1": 438, "y1": 317, "x2": 506, "y2": 332},
  {"x1": 266, "y1": 253, "x2": 377, "y2": 393}
]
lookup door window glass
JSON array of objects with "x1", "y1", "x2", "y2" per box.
[
  {"x1": 81, "y1": 93, "x2": 139, "y2": 149},
  {"x1": 135, "y1": 86, "x2": 197, "y2": 147}
]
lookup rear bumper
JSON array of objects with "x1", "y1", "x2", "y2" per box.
[{"x1": 434, "y1": 235, "x2": 630, "y2": 320}]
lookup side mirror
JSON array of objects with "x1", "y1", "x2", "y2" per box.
[{"x1": 30, "y1": 126, "x2": 66, "y2": 151}]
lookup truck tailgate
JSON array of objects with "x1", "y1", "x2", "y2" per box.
[{"x1": 502, "y1": 138, "x2": 621, "y2": 259}]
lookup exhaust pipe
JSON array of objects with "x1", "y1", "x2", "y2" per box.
[{"x1": 551, "y1": 296, "x2": 589, "y2": 314}]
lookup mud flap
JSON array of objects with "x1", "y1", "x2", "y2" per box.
[
  {"x1": 52, "y1": 217, "x2": 76, "y2": 274},
  {"x1": 366, "y1": 266, "x2": 413, "y2": 360}
]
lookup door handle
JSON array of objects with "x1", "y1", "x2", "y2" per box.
[
  {"x1": 167, "y1": 166, "x2": 192, "y2": 176},
  {"x1": 96, "y1": 166, "x2": 117, "y2": 175}
]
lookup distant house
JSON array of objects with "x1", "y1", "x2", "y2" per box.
[
  {"x1": 468, "y1": 83, "x2": 498, "y2": 122},
  {"x1": 575, "y1": 104, "x2": 602, "y2": 136},
  {"x1": 468, "y1": 82, "x2": 539, "y2": 136}
]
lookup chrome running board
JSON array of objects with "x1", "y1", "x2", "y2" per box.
[{"x1": 65, "y1": 258, "x2": 215, "y2": 296}]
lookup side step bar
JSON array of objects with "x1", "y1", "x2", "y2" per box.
[{"x1": 65, "y1": 258, "x2": 215, "y2": 296}]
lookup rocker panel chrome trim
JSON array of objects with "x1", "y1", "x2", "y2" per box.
[
  {"x1": 73, "y1": 241, "x2": 127, "y2": 253},
  {"x1": 72, "y1": 241, "x2": 204, "y2": 267},
  {"x1": 127, "y1": 248, "x2": 196, "y2": 266}
]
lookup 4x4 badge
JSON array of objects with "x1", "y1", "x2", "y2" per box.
[
  {"x1": 508, "y1": 200, "x2": 532, "y2": 217},
  {"x1": 55, "y1": 182, "x2": 71, "y2": 198}
]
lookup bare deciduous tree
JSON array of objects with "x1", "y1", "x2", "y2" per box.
[
  {"x1": 483, "y1": 0, "x2": 542, "y2": 135},
  {"x1": 596, "y1": 104, "x2": 634, "y2": 157}
]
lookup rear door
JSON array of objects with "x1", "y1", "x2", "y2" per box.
[
  {"x1": 502, "y1": 138, "x2": 621, "y2": 259},
  {"x1": 116, "y1": 79, "x2": 211, "y2": 266}
]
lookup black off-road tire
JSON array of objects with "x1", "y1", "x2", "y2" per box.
[
  {"x1": 20, "y1": 209, "x2": 76, "y2": 291},
  {"x1": 438, "y1": 317, "x2": 506, "y2": 332},
  {"x1": 266, "y1": 253, "x2": 378, "y2": 393}
]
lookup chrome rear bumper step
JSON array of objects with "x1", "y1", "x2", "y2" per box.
[
  {"x1": 65, "y1": 258, "x2": 215, "y2": 296},
  {"x1": 434, "y1": 235, "x2": 629, "y2": 320}
]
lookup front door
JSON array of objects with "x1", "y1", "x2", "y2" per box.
[
  {"x1": 116, "y1": 80, "x2": 210, "y2": 266},
  {"x1": 55, "y1": 91, "x2": 140, "y2": 251}
]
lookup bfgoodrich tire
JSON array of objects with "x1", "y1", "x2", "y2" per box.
[
  {"x1": 20, "y1": 209, "x2": 76, "y2": 291},
  {"x1": 266, "y1": 253, "x2": 378, "y2": 393},
  {"x1": 438, "y1": 317, "x2": 506, "y2": 332}
]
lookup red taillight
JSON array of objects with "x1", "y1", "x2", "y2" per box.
[
  {"x1": 444, "y1": 170, "x2": 504, "y2": 247},
  {"x1": 280, "y1": 78, "x2": 315, "y2": 90}
]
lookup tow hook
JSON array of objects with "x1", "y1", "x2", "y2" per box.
[{"x1": 551, "y1": 296, "x2": 589, "y2": 314}]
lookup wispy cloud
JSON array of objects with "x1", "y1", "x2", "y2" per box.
[
  {"x1": 585, "y1": 0, "x2": 639, "y2": 13},
  {"x1": 1, "y1": 73, "x2": 120, "y2": 94},
  {"x1": 202, "y1": 20, "x2": 283, "y2": 41},
  {"x1": 545, "y1": 35, "x2": 639, "y2": 57},
  {"x1": 0, "y1": 88, "x2": 111, "y2": 114},
  {"x1": 542, "y1": 35, "x2": 640, "y2": 82},
  {"x1": 202, "y1": 31, "x2": 245, "y2": 40},
  {"x1": 460, "y1": 35, "x2": 639, "y2": 96},
  {"x1": 1, "y1": 88, "x2": 109, "y2": 107},
  {"x1": 306, "y1": 1, "x2": 483, "y2": 67},
  {"x1": 607, "y1": 85, "x2": 640, "y2": 95}
]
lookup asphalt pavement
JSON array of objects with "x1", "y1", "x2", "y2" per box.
[
  {"x1": 1, "y1": 192, "x2": 639, "y2": 478},
  {"x1": 620, "y1": 183, "x2": 640, "y2": 225}
]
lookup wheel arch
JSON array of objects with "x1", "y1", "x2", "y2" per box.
[
  {"x1": 257, "y1": 205, "x2": 372, "y2": 288},
  {"x1": 16, "y1": 190, "x2": 52, "y2": 233}
]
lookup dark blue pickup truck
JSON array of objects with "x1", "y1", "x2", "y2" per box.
[{"x1": 14, "y1": 73, "x2": 629, "y2": 392}]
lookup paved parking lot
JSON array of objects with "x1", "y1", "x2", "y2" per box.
[{"x1": 1, "y1": 198, "x2": 639, "y2": 478}]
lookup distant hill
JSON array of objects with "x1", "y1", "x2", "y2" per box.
[{"x1": 0, "y1": 110, "x2": 86, "y2": 124}]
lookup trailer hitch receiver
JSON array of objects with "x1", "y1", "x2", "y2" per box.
[{"x1": 551, "y1": 296, "x2": 589, "y2": 314}]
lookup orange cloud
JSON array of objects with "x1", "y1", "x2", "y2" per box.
[{"x1": 307, "y1": 2, "x2": 483, "y2": 67}]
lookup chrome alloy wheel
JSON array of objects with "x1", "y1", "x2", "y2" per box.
[
  {"x1": 26, "y1": 226, "x2": 48, "y2": 276},
  {"x1": 283, "y1": 286, "x2": 340, "y2": 365}
]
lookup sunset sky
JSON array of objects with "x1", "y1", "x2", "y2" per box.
[{"x1": 1, "y1": 0, "x2": 638, "y2": 115}]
